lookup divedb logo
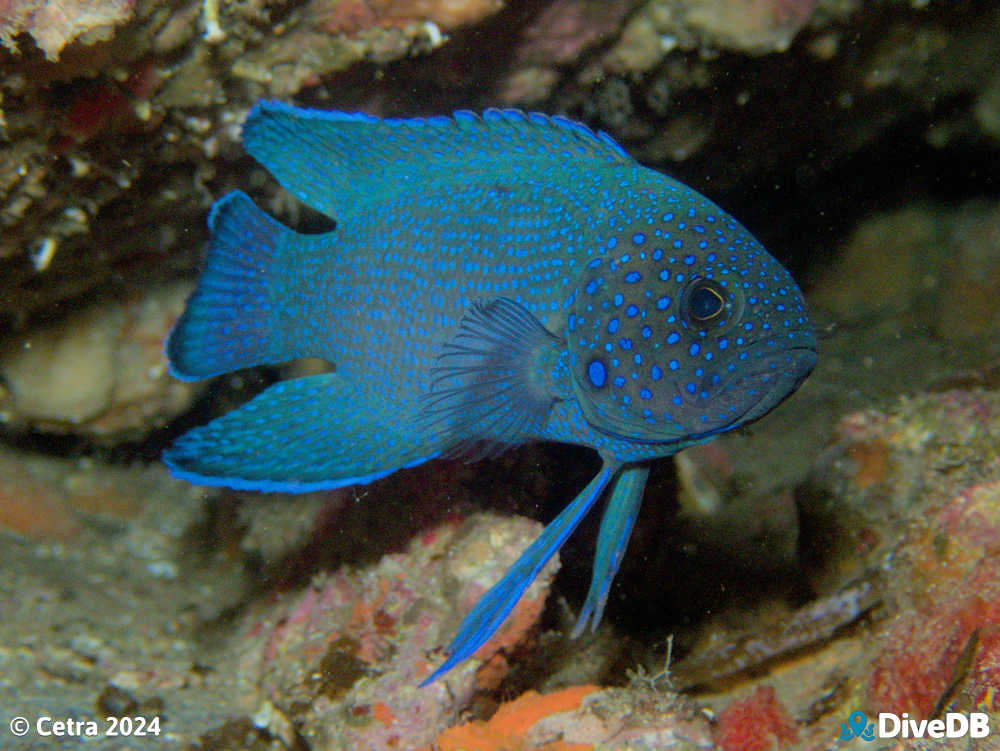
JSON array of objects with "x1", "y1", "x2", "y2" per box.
[{"x1": 839, "y1": 710, "x2": 991, "y2": 741}]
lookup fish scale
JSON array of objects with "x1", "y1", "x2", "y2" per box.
[{"x1": 164, "y1": 101, "x2": 817, "y2": 684}]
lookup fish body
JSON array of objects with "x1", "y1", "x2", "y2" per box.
[{"x1": 165, "y1": 102, "x2": 817, "y2": 682}]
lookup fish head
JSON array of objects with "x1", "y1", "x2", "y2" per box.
[{"x1": 566, "y1": 224, "x2": 817, "y2": 446}]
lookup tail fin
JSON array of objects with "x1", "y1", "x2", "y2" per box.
[{"x1": 167, "y1": 191, "x2": 295, "y2": 380}]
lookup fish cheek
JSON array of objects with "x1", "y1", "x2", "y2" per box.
[{"x1": 565, "y1": 258, "x2": 681, "y2": 439}]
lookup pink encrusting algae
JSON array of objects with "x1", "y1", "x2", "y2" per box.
[{"x1": 234, "y1": 513, "x2": 559, "y2": 749}]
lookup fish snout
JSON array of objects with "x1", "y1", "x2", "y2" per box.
[{"x1": 732, "y1": 344, "x2": 817, "y2": 425}]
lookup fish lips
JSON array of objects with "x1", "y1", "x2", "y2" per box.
[
  {"x1": 655, "y1": 343, "x2": 816, "y2": 439},
  {"x1": 719, "y1": 345, "x2": 817, "y2": 429}
]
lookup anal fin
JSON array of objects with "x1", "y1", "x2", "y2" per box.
[{"x1": 163, "y1": 373, "x2": 436, "y2": 492}]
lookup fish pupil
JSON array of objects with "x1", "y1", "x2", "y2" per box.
[{"x1": 689, "y1": 285, "x2": 724, "y2": 321}]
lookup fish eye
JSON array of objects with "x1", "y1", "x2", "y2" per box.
[{"x1": 681, "y1": 278, "x2": 731, "y2": 329}]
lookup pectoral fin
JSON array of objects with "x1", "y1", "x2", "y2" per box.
[{"x1": 421, "y1": 297, "x2": 562, "y2": 460}]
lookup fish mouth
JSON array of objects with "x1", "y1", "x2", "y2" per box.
[
  {"x1": 709, "y1": 345, "x2": 817, "y2": 430},
  {"x1": 581, "y1": 344, "x2": 817, "y2": 447},
  {"x1": 649, "y1": 343, "x2": 817, "y2": 443}
]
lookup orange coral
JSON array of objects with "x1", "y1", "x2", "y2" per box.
[
  {"x1": 472, "y1": 589, "x2": 547, "y2": 690},
  {"x1": 422, "y1": 685, "x2": 599, "y2": 751},
  {"x1": 372, "y1": 701, "x2": 397, "y2": 727}
]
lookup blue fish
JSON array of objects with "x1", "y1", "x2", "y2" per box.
[{"x1": 164, "y1": 101, "x2": 817, "y2": 685}]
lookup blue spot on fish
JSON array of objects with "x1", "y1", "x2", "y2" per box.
[{"x1": 588, "y1": 359, "x2": 607, "y2": 387}]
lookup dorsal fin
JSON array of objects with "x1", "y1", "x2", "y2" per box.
[{"x1": 242, "y1": 101, "x2": 633, "y2": 220}]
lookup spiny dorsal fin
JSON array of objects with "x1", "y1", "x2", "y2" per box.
[{"x1": 242, "y1": 102, "x2": 633, "y2": 220}]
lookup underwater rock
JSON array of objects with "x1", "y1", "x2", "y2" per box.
[
  {"x1": 233, "y1": 513, "x2": 558, "y2": 750},
  {"x1": 309, "y1": 0, "x2": 504, "y2": 34},
  {"x1": 679, "y1": 0, "x2": 820, "y2": 53},
  {"x1": 514, "y1": 0, "x2": 636, "y2": 67},
  {"x1": 0, "y1": 1, "x2": 999, "y2": 744},
  {"x1": 0, "y1": 283, "x2": 201, "y2": 440},
  {"x1": 866, "y1": 479, "x2": 1000, "y2": 717},
  {"x1": 0, "y1": 445, "x2": 175, "y2": 541},
  {"x1": 237, "y1": 490, "x2": 345, "y2": 565},
  {"x1": 673, "y1": 578, "x2": 880, "y2": 690},
  {"x1": 0, "y1": 449, "x2": 188, "y2": 542},
  {"x1": 805, "y1": 389, "x2": 1000, "y2": 523},
  {"x1": 0, "y1": 0, "x2": 136, "y2": 61},
  {"x1": 811, "y1": 200, "x2": 1000, "y2": 338},
  {"x1": 809, "y1": 206, "x2": 939, "y2": 323},
  {"x1": 0, "y1": 448, "x2": 84, "y2": 540},
  {"x1": 627, "y1": 385, "x2": 1000, "y2": 749},
  {"x1": 602, "y1": 0, "x2": 820, "y2": 74},
  {"x1": 496, "y1": 0, "x2": 637, "y2": 106},
  {"x1": 795, "y1": 389, "x2": 1000, "y2": 723},
  {"x1": 797, "y1": 388, "x2": 1000, "y2": 595},
  {"x1": 609, "y1": 0, "x2": 819, "y2": 70}
]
